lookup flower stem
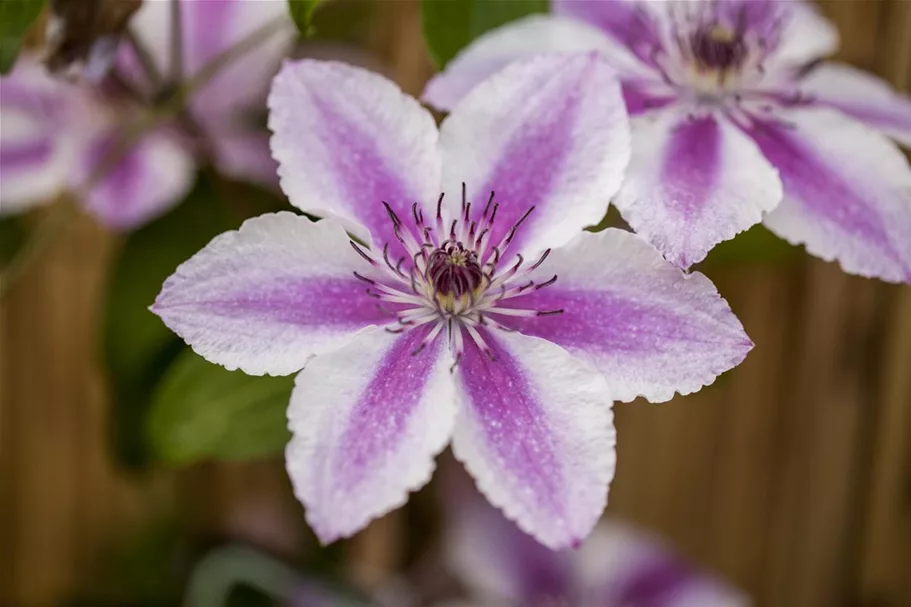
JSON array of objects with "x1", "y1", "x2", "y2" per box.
[
  {"x1": 181, "y1": 545, "x2": 300, "y2": 607},
  {"x1": 169, "y1": 0, "x2": 184, "y2": 84}
]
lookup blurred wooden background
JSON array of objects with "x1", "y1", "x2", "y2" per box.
[{"x1": 2, "y1": 1, "x2": 910, "y2": 605}]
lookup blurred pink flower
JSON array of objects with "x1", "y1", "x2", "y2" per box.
[
  {"x1": 152, "y1": 56, "x2": 750, "y2": 549},
  {"x1": 425, "y1": 0, "x2": 911, "y2": 283},
  {"x1": 0, "y1": 0, "x2": 292, "y2": 230},
  {"x1": 440, "y1": 479, "x2": 749, "y2": 607}
]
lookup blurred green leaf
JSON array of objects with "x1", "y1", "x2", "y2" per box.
[
  {"x1": 700, "y1": 223, "x2": 799, "y2": 267},
  {"x1": 102, "y1": 174, "x2": 241, "y2": 468},
  {"x1": 148, "y1": 349, "x2": 293, "y2": 464},
  {"x1": 288, "y1": 0, "x2": 322, "y2": 36},
  {"x1": 0, "y1": 0, "x2": 44, "y2": 74},
  {"x1": 0, "y1": 215, "x2": 27, "y2": 267},
  {"x1": 421, "y1": 0, "x2": 547, "y2": 69},
  {"x1": 307, "y1": 0, "x2": 372, "y2": 44}
]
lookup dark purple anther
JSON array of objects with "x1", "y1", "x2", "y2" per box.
[
  {"x1": 426, "y1": 242, "x2": 484, "y2": 297},
  {"x1": 691, "y1": 25, "x2": 746, "y2": 70}
]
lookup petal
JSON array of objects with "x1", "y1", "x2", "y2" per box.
[
  {"x1": 422, "y1": 15, "x2": 633, "y2": 112},
  {"x1": 553, "y1": 0, "x2": 665, "y2": 67},
  {"x1": 799, "y1": 62, "x2": 911, "y2": 148},
  {"x1": 451, "y1": 328, "x2": 616, "y2": 550},
  {"x1": 577, "y1": 522, "x2": 749, "y2": 606},
  {"x1": 612, "y1": 109, "x2": 782, "y2": 268},
  {"x1": 152, "y1": 213, "x2": 390, "y2": 376},
  {"x1": 746, "y1": 108, "x2": 911, "y2": 283},
  {"x1": 765, "y1": 0, "x2": 839, "y2": 71},
  {"x1": 268, "y1": 59, "x2": 442, "y2": 247},
  {"x1": 76, "y1": 127, "x2": 196, "y2": 230},
  {"x1": 440, "y1": 53, "x2": 631, "y2": 259},
  {"x1": 0, "y1": 64, "x2": 78, "y2": 214},
  {"x1": 443, "y1": 465, "x2": 574, "y2": 603},
  {"x1": 494, "y1": 229, "x2": 752, "y2": 403},
  {"x1": 286, "y1": 325, "x2": 456, "y2": 544}
]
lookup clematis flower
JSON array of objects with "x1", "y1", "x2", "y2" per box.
[
  {"x1": 424, "y1": 0, "x2": 911, "y2": 283},
  {"x1": 151, "y1": 55, "x2": 751, "y2": 549},
  {"x1": 0, "y1": 0, "x2": 292, "y2": 229},
  {"x1": 439, "y1": 478, "x2": 748, "y2": 607}
]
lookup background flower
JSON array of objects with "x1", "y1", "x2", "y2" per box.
[
  {"x1": 0, "y1": 0, "x2": 292, "y2": 229},
  {"x1": 439, "y1": 466, "x2": 749, "y2": 607},
  {"x1": 425, "y1": 0, "x2": 911, "y2": 283}
]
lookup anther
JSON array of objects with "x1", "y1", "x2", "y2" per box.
[
  {"x1": 483, "y1": 191, "x2": 495, "y2": 218},
  {"x1": 535, "y1": 275, "x2": 558, "y2": 290},
  {"x1": 537, "y1": 309, "x2": 564, "y2": 316},
  {"x1": 350, "y1": 241, "x2": 376, "y2": 265},
  {"x1": 529, "y1": 248, "x2": 551, "y2": 271}
]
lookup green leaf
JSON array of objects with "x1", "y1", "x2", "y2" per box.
[
  {"x1": 288, "y1": 0, "x2": 323, "y2": 36},
  {"x1": 0, "y1": 0, "x2": 44, "y2": 74},
  {"x1": 102, "y1": 174, "x2": 242, "y2": 468},
  {"x1": 147, "y1": 350, "x2": 293, "y2": 464},
  {"x1": 0, "y1": 215, "x2": 27, "y2": 267},
  {"x1": 421, "y1": 0, "x2": 548, "y2": 69}
]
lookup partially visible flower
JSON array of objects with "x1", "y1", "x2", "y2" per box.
[
  {"x1": 0, "y1": 0, "x2": 293, "y2": 229},
  {"x1": 152, "y1": 56, "x2": 751, "y2": 549},
  {"x1": 425, "y1": 0, "x2": 911, "y2": 283},
  {"x1": 440, "y1": 477, "x2": 748, "y2": 607}
]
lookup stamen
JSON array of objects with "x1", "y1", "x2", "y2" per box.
[
  {"x1": 382, "y1": 201, "x2": 402, "y2": 227},
  {"x1": 463, "y1": 323, "x2": 496, "y2": 361},
  {"x1": 350, "y1": 241, "x2": 376, "y2": 265},
  {"x1": 528, "y1": 248, "x2": 551, "y2": 271},
  {"x1": 352, "y1": 271, "x2": 375, "y2": 285},
  {"x1": 483, "y1": 191, "x2": 495, "y2": 218},
  {"x1": 412, "y1": 321, "x2": 444, "y2": 356},
  {"x1": 350, "y1": 190, "x2": 564, "y2": 359}
]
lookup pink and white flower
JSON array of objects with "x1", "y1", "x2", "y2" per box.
[
  {"x1": 441, "y1": 478, "x2": 749, "y2": 606},
  {"x1": 0, "y1": 0, "x2": 292, "y2": 229},
  {"x1": 151, "y1": 55, "x2": 751, "y2": 549},
  {"x1": 424, "y1": 0, "x2": 911, "y2": 283}
]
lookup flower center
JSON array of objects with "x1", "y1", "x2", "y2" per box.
[
  {"x1": 426, "y1": 242, "x2": 483, "y2": 298},
  {"x1": 691, "y1": 25, "x2": 746, "y2": 71},
  {"x1": 648, "y1": 1, "x2": 785, "y2": 100},
  {"x1": 349, "y1": 186, "x2": 561, "y2": 362}
]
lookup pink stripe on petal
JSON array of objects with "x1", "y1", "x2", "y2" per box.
[
  {"x1": 452, "y1": 329, "x2": 615, "y2": 550},
  {"x1": 153, "y1": 214, "x2": 389, "y2": 376},
  {"x1": 188, "y1": 0, "x2": 234, "y2": 72},
  {"x1": 0, "y1": 62, "x2": 78, "y2": 212},
  {"x1": 0, "y1": 139, "x2": 52, "y2": 169},
  {"x1": 613, "y1": 109, "x2": 781, "y2": 268},
  {"x1": 747, "y1": 108, "x2": 911, "y2": 283},
  {"x1": 576, "y1": 523, "x2": 750, "y2": 607},
  {"x1": 441, "y1": 53, "x2": 630, "y2": 259},
  {"x1": 77, "y1": 128, "x2": 195, "y2": 230},
  {"x1": 494, "y1": 229, "x2": 751, "y2": 403},
  {"x1": 286, "y1": 325, "x2": 456, "y2": 544},
  {"x1": 269, "y1": 60, "x2": 442, "y2": 248}
]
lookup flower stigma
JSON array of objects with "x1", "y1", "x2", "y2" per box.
[{"x1": 350, "y1": 184, "x2": 562, "y2": 366}]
